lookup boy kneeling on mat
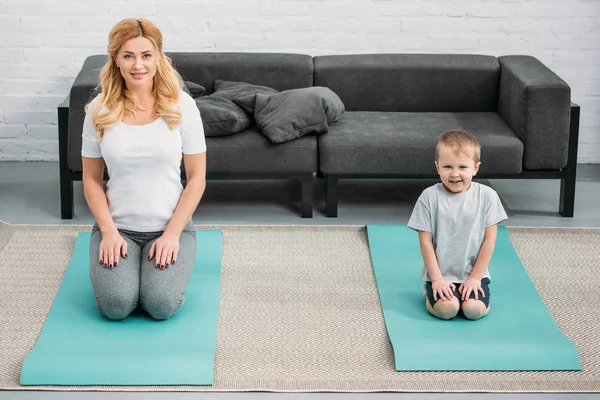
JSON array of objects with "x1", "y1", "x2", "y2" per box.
[{"x1": 407, "y1": 130, "x2": 507, "y2": 320}]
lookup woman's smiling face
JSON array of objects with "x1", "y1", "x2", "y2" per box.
[{"x1": 115, "y1": 36, "x2": 157, "y2": 91}]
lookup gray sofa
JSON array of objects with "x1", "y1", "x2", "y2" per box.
[{"x1": 59, "y1": 53, "x2": 579, "y2": 219}]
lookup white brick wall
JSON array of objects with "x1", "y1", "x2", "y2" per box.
[{"x1": 0, "y1": 0, "x2": 599, "y2": 163}]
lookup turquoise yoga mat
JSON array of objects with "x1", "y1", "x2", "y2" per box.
[
  {"x1": 367, "y1": 224, "x2": 581, "y2": 372},
  {"x1": 20, "y1": 230, "x2": 222, "y2": 386}
]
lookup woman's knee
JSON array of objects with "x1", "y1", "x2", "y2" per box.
[
  {"x1": 461, "y1": 299, "x2": 489, "y2": 320},
  {"x1": 95, "y1": 292, "x2": 138, "y2": 321},
  {"x1": 140, "y1": 292, "x2": 185, "y2": 320}
]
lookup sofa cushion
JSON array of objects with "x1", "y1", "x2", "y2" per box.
[
  {"x1": 182, "y1": 80, "x2": 206, "y2": 97},
  {"x1": 213, "y1": 80, "x2": 278, "y2": 114},
  {"x1": 251, "y1": 87, "x2": 345, "y2": 143},
  {"x1": 314, "y1": 54, "x2": 500, "y2": 112},
  {"x1": 206, "y1": 126, "x2": 317, "y2": 173},
  {"x1": 318, "y1": 112, "x2": 523, "y2": 174},
  {"x1": 195, "y1": 96, "x2": 250, "y2": 137}
]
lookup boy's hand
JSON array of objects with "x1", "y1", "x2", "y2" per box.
[
  {"x1": 459, "y1": 278, "x2": 485, "y2": 301},
  {"x1": 431, "y1": 279, "x2": 456, "y2": 301}
]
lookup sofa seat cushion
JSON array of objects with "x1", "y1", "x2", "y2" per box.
[
  {"x1": 318, "y1": 112, "x2": 523, "y2": 175},
  {"x1": 206, "y1": 126, "x2": 317, "y2": 174}
]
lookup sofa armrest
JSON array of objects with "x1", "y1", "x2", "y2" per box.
[
  {"x1": 498, "y1": 56, "x2": 571, "y2": 170},
  {"x1": 59, "y1": 94, "x2": 70, "y2": 109},
  {"x1": 66, "y1": 55, "x2": 106, "y2": 172}
]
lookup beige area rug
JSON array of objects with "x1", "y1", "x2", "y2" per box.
[{"x1": 1, "y1": 221, "x2": 599, "y2": 393}]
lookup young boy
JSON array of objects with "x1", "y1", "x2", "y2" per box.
[{"x1": 407, "y1": 130, "x2": 507, "y2": 320}]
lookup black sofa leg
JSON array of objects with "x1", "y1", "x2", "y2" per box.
[
  {"x1": 559, "y1": 104, "x2": 580, "y2": 218},
  {"x1": 60, "y1": 175, "x2": 74, "y2": 219},
  {"x1": 300, "y1": 174, "x2": 313, "y2": 218},
  {"x1": 559, "y1": 175, "x2": 575, "y2": 217},
  {"x1": 58, "y1": 102, "x2": 74, "y2": 219},
  {"x1": 326, "y1": 175, "x2": 338, "y2": 218}
]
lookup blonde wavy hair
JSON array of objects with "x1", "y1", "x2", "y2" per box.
[{"x1": 88, "y1": 18, "x2": 183, "y2": 139}]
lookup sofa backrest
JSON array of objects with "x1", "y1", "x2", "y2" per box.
[
  {"x1": 314, "y1": 54, "x2": 500, "y2": 112},
  {"x1": 170, "y1": 52, "x2": 313, "y2": 93},
  {"x1": 67, "y1": 53, "x2": 313, "y2": 172}
]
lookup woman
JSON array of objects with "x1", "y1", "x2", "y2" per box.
[{"x1": 81, "y1": 18, "x2": 206, "y2": 320}]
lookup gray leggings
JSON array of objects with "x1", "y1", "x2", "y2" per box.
[{"x1": 89, "y1": 220, "x2": 196, "y2": 321}]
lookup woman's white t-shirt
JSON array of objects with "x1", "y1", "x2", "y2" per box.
[{"x1": 81, "y1": 91, "x2": 206, "y2": 232}]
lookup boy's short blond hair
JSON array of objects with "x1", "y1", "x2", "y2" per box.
[{"x1": 435, "y1": 130, "x2": 481, "y2": 163}]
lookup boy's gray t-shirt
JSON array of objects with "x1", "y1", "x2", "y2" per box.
[{"x1": 407, "y1": 182, "x2": 507, "y2": 283}]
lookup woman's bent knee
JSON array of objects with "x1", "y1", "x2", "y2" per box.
[
  {"x1": 141, "y1": 293, "x2": 185, "y2": 320},
  {"x1": 96, "y1": 293, "x2": 137, "y2": 321}
]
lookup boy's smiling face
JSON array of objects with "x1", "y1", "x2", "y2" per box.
[{"x1": 435, "y1": 144, "x2": 481, "y2": 193}]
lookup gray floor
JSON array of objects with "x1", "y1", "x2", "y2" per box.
[
  {"x1": 1, "y1": 162, "x2": 600, "y2": 227},
  {"x1": 1, "y1": 161, "x2": 600, "y2": 400}
]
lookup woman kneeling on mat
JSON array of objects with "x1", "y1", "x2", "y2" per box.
[
  {"x1": 407, "y1": 130, "x2": 507, "y2": 320},
  {"x1": 81, "y1": 18, "x2": 206, "y2": 320}
]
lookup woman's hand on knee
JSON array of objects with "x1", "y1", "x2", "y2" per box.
[
  {"x1": 99, "y1": 231, "x2": 128, "y2": 269},
  {"x1": 149, "y1": 233, "x2": 180, "y2": 270}
]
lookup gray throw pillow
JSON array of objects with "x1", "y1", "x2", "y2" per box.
[
  {"x1": 182, "y1": 81, "x2": 206, "y2": 98},
  {"x1": 252, "y1": 87, "x2": 345, "y2": 144},
  {"x1": 213, "y1": 80, "x2": 278, "y2": 114},
  {"x1": 195, "y1": 96, "x2": 250, "y2": 137}
]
